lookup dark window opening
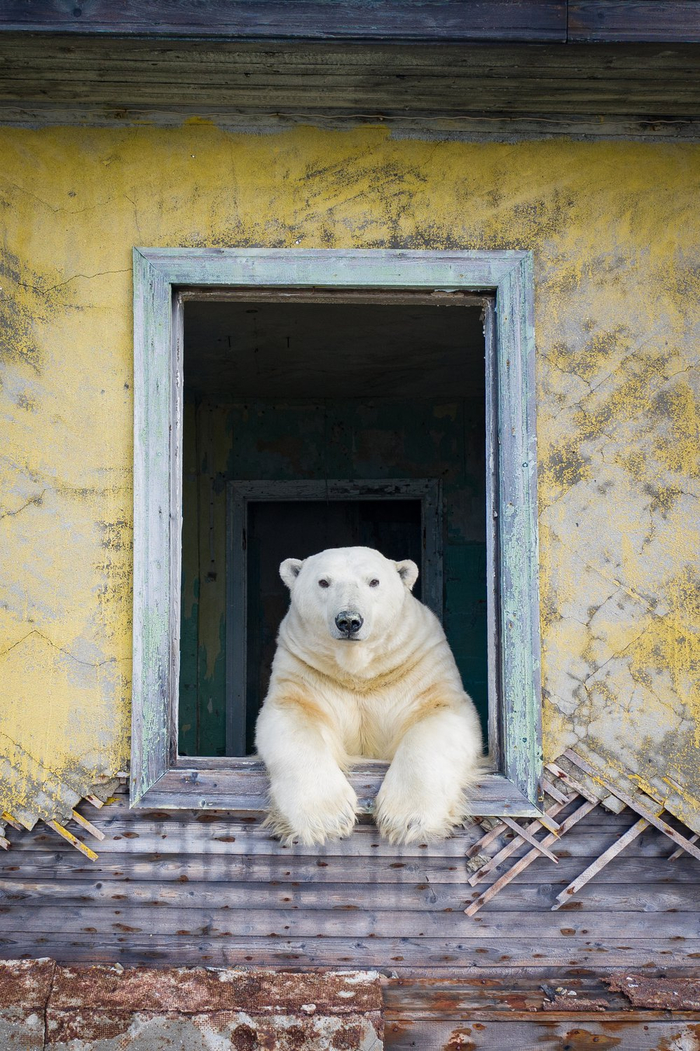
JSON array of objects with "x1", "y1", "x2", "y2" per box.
[{"x1": 179, "y1": 295, "x2": 488, "y2": 757}]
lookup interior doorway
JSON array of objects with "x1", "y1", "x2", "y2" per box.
[{"x1": 179, "y1": 292, "x2": 488, "y2": 757}]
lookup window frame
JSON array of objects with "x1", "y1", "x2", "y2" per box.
[{"x1": 131, "y1": 248, "x2": 543, "y2": 817}]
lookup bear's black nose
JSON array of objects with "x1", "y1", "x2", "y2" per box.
[{"x1": 335, "y1": 610, "x2": 364, "y2": 636}]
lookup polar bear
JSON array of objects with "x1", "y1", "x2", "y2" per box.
[{"x1": 255, "y1": 546, "x2": 483, "y2": 845}]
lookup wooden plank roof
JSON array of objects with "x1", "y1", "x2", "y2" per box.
[{"x1": 1, "y1": 1, "x2": 699, "y2": 44}]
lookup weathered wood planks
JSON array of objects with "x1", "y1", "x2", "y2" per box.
[
  {"x1": 0, "y1": 1, "x2": 569, "y2": 41},
  {"x1": 3, "y1": 1, "x2": 699, "y2": 45},
  {"x1": 3, "y1": 877, "x2": 700, "y2": 914},
  {"x1": 1, "y1": 36, "x2": 700, "y2": 124},
  {"x1": 4, "y1": 848, "x2": 699, "y2": 887},
  {"x1": 2, "y1": 933, "x2": 699, "y2": 972},
  {"x1": 2, "y1": 797, "x2": 699, "y2": 973},
  {"x1": 385, "y1": 1019, "x2": 700, "y2": 1050}
]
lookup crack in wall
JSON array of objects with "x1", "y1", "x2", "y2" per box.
[
  {"x1": 0, "y1": 489, "x2": 46, "y2": 520},
  {"x1": 13, "y1": 268, "x2": 131, "y2": 296},
  {"x1": 0, "y1": 629, "x2": 128, "y2": 667}
]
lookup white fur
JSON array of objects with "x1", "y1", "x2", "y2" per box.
[{"x1": 255, "y1": 546, "x2": 483, "y2": 845}]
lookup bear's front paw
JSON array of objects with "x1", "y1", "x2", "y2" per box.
[
  {"x1": 265, "y1": 776, "x2": 358, "y2": 846},
  {"x1": 375, "y1": 778, "x2": 467, "y2": 845}
]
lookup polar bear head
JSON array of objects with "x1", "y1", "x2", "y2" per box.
[{"x1": 280, "y1": 547, "x2": 419, "y2": 651}]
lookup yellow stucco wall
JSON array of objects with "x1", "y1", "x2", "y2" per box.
[{"x1": 1, "y1": 125, "x2": 698, "y2": 829}]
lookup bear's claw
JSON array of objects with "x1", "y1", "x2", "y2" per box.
[{"x1": 264, "y1": 784, "x2": 358, "y2": 846}]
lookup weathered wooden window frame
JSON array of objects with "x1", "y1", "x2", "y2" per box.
[
  {"x1": 226, "y1": 478, "x2": 443, "y2": 756},
  {"x1": 132, "y1": 248, "x2": 543, "y2": 818}
]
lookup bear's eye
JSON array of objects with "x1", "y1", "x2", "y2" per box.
[
  {"x1": 369, "y1": 578, "x2": 380, "y2": 588},
  {"x1": 318, "y1": 579, "x2": 330, "y2": 589}
]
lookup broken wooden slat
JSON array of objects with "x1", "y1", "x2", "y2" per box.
[
  {"x1": 465, "y1": 799, "x2": 598, "y2": 915},
  {"x1": 540, "y1": 776, "x2": 571, "y2": 806},
  {"x1": 563, "y1": 750, "x2": 700, "y2": 863},
  {"x1": 70, "y1": 810, "x2": 105, "y2": 842},
  {"x1": 669, "y1": 832, "x2": 699, "y2": 861},
  {"x1": 84, "y1": 794, "x2": 105, "y2": 809},
  {"x1": 551, "y1": 817, "x2": 649, "y2": 911},
  {"x1": 546, "y1": 761, "x2": 602, "y2": 805},
  {"x1": 0, "y1": 836, "x2": 9, "y2": 850},
  {"x1": 45, "y1": 820, "x2": 98, "y2": 862},
  {"x1": 501, "y1": 817, "x2": 559, "y2": 863},
  {"x1": 467, "y1": 798, "x2": 571, "y2": 886},
  {"x1": 2, "y1": 812, "x2": 23, "y2": 831},
  {"x1": 466, "y1": 820, "x2": 509, "y2": 859},
  {"x1": 532, "y1": 812, "x2": 561, "y2": 835}
]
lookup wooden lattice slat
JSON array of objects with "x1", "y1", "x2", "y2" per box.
[
  {"x1": 551, "y1": 817, "x2": 649, "y2": 910},
  {"x1": 563, "y1": 750, "x2": 700, "y2": 863},
  {"x1": 70, "y1": 809, "x2": 106, "y2": 842},
  {"x1": 45, "y1": 819, "x2": 98, "y2": 861},
  {"x1": 465, "y1": 799, "x2": 598, "y2": 915},
  {"x1": 546, "y1": 760, "x2": 602, "y2": 804},
  {"x1": 468, "y1": 793, "x2": 571, "y2": 887},
  {"x1": 463, "y1": 751, "x2": 700, "y2": 916},
  {"x1": 670, "y1": 833, "x2": 699, "y2": 861},
  {"x1": 501, "y1": 817, "x2": 559, "y2": 862}
]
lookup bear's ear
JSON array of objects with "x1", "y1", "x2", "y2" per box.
[
  {"x1": 280, "y1": 558, "x2": 304, "y2": 590},
  {"x1": 395, "y1": 559, "x2": 419, "y2": 592}
]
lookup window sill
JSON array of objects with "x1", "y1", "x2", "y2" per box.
[{"x1": 131, "y1": 758, "x2": 542, "y2": 817}]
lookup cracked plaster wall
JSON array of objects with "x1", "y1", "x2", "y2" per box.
[{"x1": 0, "y1": 125, "x2": 698, "y2": 830}]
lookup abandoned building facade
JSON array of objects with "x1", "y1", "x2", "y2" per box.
[{"x1": 0, "y1": 3, "x2": 699, "y2": 1048}]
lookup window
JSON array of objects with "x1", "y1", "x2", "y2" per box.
[{"x1": 132, "y1": 249, "x2": 542, "y2": 817}]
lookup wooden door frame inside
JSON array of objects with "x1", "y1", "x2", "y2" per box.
[{"x1": 226, "y1": 478, "x2": 443, "y2": 757}]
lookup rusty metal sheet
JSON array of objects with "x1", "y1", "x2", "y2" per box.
[
  {"x1": 0, "y1": 960, "x2": 384, "y2": 1050},
  {"x1": 606, "y1": 974, "x2": 700, "y2": 1011},
  {"x1": 46, "y1": 1010, "x2": 382, "y2": 1049},
  {"x1": 50, "y1": 964, "x2": 383, "y2": 1015},
  {"x1": 0, "y1": 958, "x2": 55, "y2": 1050}
]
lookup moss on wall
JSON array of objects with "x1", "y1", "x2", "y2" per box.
[{"x1": 0, "y1": 124, "x2": 698, "y2": 828}]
